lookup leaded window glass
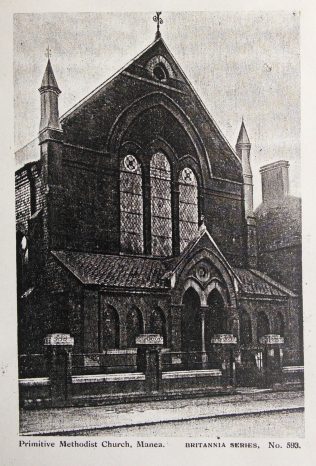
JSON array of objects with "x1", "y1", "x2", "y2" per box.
[
  {"x1": 179, "y1": 167, "x2": 199, "y2": 251},
  {"x1": 150, "y1": 152, "x2": 172, "y2": 256},
  {"x1": 120, "y1": 155, "x2": 144, "y2": 254}
]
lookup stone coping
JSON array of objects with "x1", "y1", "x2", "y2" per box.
[
  {"x1": 283, "y1": 366, "x2": 304, "y2": 373},
  {"x1": 72, "y1": 373, "x2": 146, "y2": 384},
  {"x1": 162, "y1": 369, "x2": 222, "y2": 379},
  {"x1": 19, "y1": 377, "x2": 50, "y2": 386}
]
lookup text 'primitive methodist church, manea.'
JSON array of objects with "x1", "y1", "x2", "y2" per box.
[{"x1": 16, "y1": 14, "x2": 302, "y2": 403}]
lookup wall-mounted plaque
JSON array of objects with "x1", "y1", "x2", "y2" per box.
[
  {"x1": 211, "y1": 334, "x2": 237, "y2": 344},
  {"x1": 259, "y1": 334, "x2": 284, "y2": 345},
  {"x1": 135, "y1": 334, "x2": 164, "y2": 345},
  {"x1": 44, "y1": 333, "x2": 74, "y2": 346}
]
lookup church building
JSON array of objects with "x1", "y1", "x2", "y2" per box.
[{"x1": 16, "y1": 17, "x2": 301, "y2": 391}]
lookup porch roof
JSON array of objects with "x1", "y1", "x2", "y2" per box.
[
  {"x1": 52, "y1": 250, "x2": 168, "y2": 290},
  {"x1": 234, "y1": 268, "x2": 297, "y2": 298},
  {"x1": 52, "y1": 250, "x2": 296, "y2": 297}
]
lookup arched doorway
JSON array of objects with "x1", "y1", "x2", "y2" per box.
[
  {"x1": 181, "y1": 288, "x2": 201, "y2": 352},
  {"x1": 126, "y1": 307, "x2": 143, "y2": 348},
  {"x1": 149, "y1": 308, "x2": 167, "y2": 346},
  {"x1": 205, "y1": 290, "x2": 227, "y2": 347}
]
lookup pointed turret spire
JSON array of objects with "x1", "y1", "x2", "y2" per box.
[
  {"x1": 236, "y1": 119, "x2": 251, "y2": 146},
  {"x1": 40, "y1": 59, "x2": 61, "y2": 93},
  {"x1": 39, "y1": 57, "x2": 62, "y2": 133},
  {"x1": 235, "y1": 119, "x2": 257, "y2": 268}
]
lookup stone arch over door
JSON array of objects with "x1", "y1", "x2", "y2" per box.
[
  {"x1": 181, "y1": 287, "x2": 201, "y2": 352},
  {"x1": 173, "y1": 248, "x2": 238, "y2": 310}
]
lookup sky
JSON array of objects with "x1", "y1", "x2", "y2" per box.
[{"x1": 13, "y1": 11, "x2": 300, "y2": 207}]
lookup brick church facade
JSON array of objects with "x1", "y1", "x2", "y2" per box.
[{"x1": 16, "y1": 27, "x2": 302, "y2": 384}]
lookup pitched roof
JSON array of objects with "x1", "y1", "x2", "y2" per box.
[
  {"x1": 52, "y1": 251, "x2": 168, "y2": 290},
  {"x1": 234, "y1": 267, "x2": 296, "y2": 297},
  {"x1": 59, "y1": 36, "x2": 239, "y2": 162},
  {"x1": 60, "y1": 37, "x2": 162, "y2": 121},
  {"x1": 163, "y1": 226, "x2": 240, "y2": 283}
]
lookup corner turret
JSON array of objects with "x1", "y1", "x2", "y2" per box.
[
  {"x1": 236, "y1": 120, "x2": 258, "y2": 268},
  {"x1": 39, "y1": 59, "x2": 62, "y2": 133}
]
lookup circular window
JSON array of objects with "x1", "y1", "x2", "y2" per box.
[
  {"x1": 153, "y1": 64, "x2": 167, "y2": 81},
  {"x1": 124, "y1": 154, "x2": 138, "y2": 172},
  {"x1": 196, "y1": 264, "x2": 210, "y2": 282},
  {"x1": 181, "y1": 167, "x2": 195, "y2": 184}
]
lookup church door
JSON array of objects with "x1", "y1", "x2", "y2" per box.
[{"x1": 181, "y1": 288, "x2": 201, "y2": 353}]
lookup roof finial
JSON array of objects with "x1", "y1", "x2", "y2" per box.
[
  {"x1": 153, "y1": 12, "x2": 163, "y2": 40},
  {"x1": 45, "y1": 45, "x2": 52, "y2": 60}
]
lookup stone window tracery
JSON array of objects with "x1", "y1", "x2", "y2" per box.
[
  {"x1": 150, "y1": 152, "x2": 172, "y2": 256},
  {"x1": 179, "y1": 167, "x2": 199, "y2": 251},
  {"x1": 120, "y1": 155, "x2": 144, "y2": 254}
]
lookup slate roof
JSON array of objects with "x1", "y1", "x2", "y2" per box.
[
  {"x1": 234, "y1": 268, "x2": 296, "y2": 298},
  {"x1": 52, "y1": 250, "x2": 296, "y2": 298},
  {"x1": 40, "y1": 59, "x2": 61, "y2": 92},
  {"x1": 52, "y1": 251, "x2": 168, "y2": 290}
]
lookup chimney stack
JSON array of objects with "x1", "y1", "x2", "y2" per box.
[{"x1": 260, "y1": 161, "x2": 290, "y2": 205}]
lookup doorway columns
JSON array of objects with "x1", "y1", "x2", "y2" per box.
[{"x1": 200, "y1": 305, "x2": 209, "y2": 366}]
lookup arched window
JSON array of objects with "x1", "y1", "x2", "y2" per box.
[
  {"x1": 16, "y1": 233, "x2": 29, "y2": 296},
  {"x1": 275, "y1": 312, "x2": 285, "y2": 337},
  {"x1": 240, "y1": 310, "x2": 252, "y2": 345},
  {"x1": 149, "y1": 308, "x2": 167, "y2": 345},
  {"x1": 103, "y1": 305, "x2": 120, "y2": 350},
  {"x1": 20, "y1": 235, "x2": 29, "y2": 263},
  {"x1": 153, "y1": 64, "x2": 167, "y2": 81},
  {"x1": 150, "y1": 152, "x2": 172, "y2": 256},
  {"x1": 126, "y1": 308, "x2": 143, "y2": 348},
  {"x1": 120, "y1": 155, "x2": 144, "y2": 254},
  {"x1": 257, "y1": 312, "x2": 270, "y2": 341},
  {"x1": 179, "y1": 167, "x2": 199, "y2": 252}
]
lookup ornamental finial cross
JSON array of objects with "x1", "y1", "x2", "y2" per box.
[
  {"x1": 153, "y1": 12, "x2": 163, "y2": 38},
  {"x1": 45, "y1": 45, "x2": 52, "y2": 59}
]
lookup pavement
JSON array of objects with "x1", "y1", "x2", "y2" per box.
[{"x1": 20, "y1": 389, "x2": 304, "y2": 436}]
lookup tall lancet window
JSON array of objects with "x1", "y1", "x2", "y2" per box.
[
  {"x1": 150, "y1": 152, "x2": 172, "y2": 256},
  {"x1": 179, "y1": 167, "x2": 199, "y2": 252},
  {"x1": 120, "y1": 154, "x2": 144, "y2": 254}
]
